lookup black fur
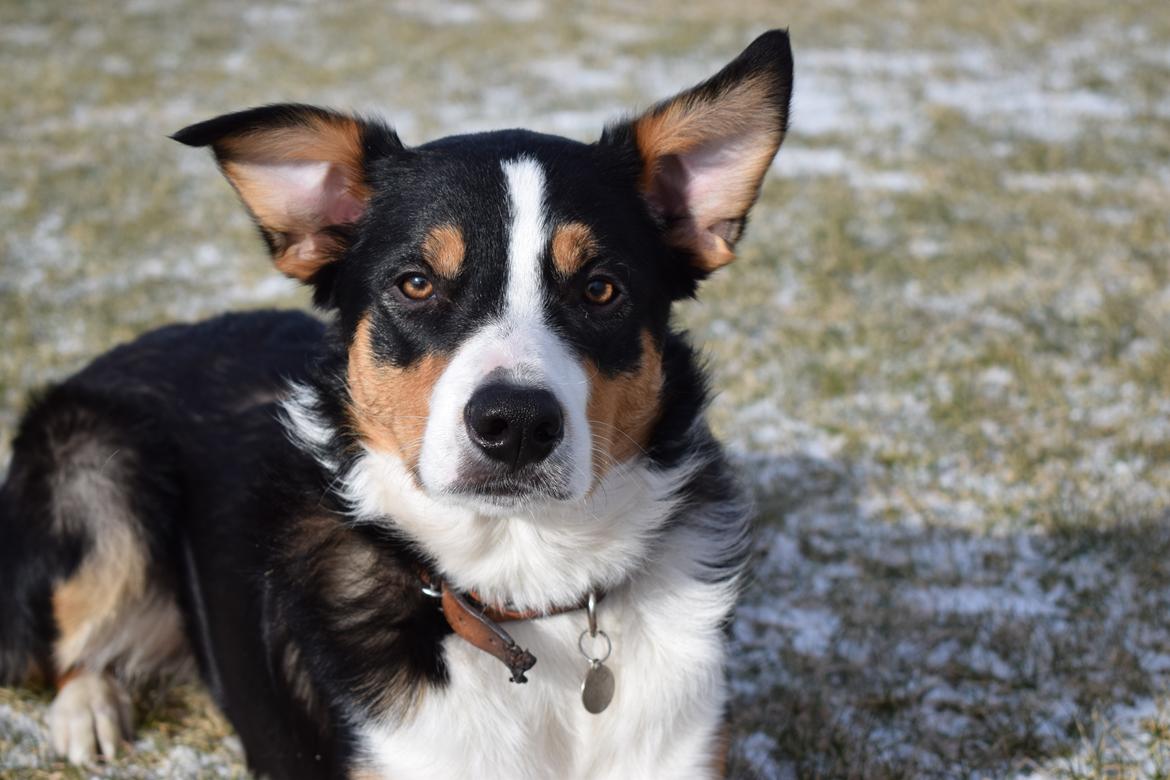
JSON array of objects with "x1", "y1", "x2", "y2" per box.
[{"x1": 0, "y1": 30, "x2": 793, "y2": 778}]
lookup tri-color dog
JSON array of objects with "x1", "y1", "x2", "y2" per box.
[{"x1": 0, "y1": 30, "x2": 792, "y2": 779}]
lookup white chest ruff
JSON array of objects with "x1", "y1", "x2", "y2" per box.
[
  {"x1": 358, "y1": 576, "x2": 733, "y2": 780},
  {"x1": 313, "y1": 404, "x2": 747, "y2": 778}
]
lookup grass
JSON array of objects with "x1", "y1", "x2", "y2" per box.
[{"x1": 3, "y1": 0, "x2": 1170, "y2": 777}]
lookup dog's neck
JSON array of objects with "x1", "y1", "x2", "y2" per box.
[
  {"x1": 417, "y1": 568, "x2": 603, "y2": 683},
  {"x1": 337, "y1": 444, "x2": 695, "y2": 613}
]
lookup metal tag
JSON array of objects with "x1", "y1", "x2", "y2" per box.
[{"x1": 581, "y1": 660, "x2": 615, "y2": 714}]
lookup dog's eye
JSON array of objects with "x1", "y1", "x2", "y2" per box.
[
  {"x1": 583, "y1": 276, "x2": 618, "y2": 306},
  {"x1": 398, "y1": 273, "x2": 434, "y2": 301}
]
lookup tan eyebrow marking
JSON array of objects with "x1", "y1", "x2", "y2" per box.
[
  {"x1": 420, "y1": 223, "x2": 466, "y2": 278},
  {"x1": 551, "y1": 222, "x2": 598, "y2": 277}
]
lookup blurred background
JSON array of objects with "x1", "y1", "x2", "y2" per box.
[{"x1": 2, "y1": 1, "x2": 1169, "y2": 777}]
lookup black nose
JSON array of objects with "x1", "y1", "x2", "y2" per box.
[{"x1": 463, "y1": 383, "x2": 564, "y2": 470}]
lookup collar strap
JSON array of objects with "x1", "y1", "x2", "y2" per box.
[{"x1": 419, "y1": 569, "x2": 602, "y2": 683}]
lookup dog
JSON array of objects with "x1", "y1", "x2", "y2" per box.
[{"x1": 0, "y1": 30, "x2": 792, "y2": 779}]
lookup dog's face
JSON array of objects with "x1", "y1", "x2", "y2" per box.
[
  {"x1": 176, "y1": 31, "x2": 792, "y2": 515},
  {"x1": 342, "y1": 138, "x2": 676, "y2": 512}
]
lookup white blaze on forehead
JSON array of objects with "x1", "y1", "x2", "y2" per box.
[
  {"x1": 501, "y1": 157, "x2": 548, "y2": 323},
  {"x1": 415, "y1": 155, "x2": 594, "y2": 501}
]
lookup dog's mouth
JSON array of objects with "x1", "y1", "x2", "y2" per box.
[{"x1": 442, "y1": 462, "x2": 575, "y2": 509}]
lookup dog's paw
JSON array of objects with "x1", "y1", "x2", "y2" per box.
[{"x1": 47, "y1": 671, "x2": 133, "y2": 764}]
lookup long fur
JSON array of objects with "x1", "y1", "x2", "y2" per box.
[{"x1": 0, "y1": 30, "x2": 793, "y2": 779}]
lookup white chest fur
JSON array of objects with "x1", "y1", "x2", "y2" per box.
[
  {"x1": 307, "y1": 419, "x2": 746, "y2": 778},
  {"x1": 358, "y1": 562, "x2": 733, "y2": 780}
]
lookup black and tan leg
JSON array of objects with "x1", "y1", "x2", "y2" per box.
[{"x1": 0, "y1": 390, "x2": 190, "y2": 764}]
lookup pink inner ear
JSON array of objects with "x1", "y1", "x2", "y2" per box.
[
  {"x1": 317, "y1": 163, "x2": 365, "y2": 225},
  {"x1": 234, "y1": 159, "x2": 365, "y2": 229},
  {"x1": 642, "y1": 125, "x2": 775, "y2": 272},
  {"x1": 670, "y1": 131, "x2": 766, "y2": 232}
]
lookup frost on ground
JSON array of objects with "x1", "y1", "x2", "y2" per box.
[
  {"x1": 3, "y1": 1, "x2": 1170, "y2": 778},
  {"x1": 726, "y1": 451, "x2": 1170, "y2": 777},
  {"x1": 0, "y1": 685, "x2": 247, "y2": 779}
]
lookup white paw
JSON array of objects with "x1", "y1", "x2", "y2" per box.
[{"x1": 47, "y1": 671, "x2": 133, "y2": 764}]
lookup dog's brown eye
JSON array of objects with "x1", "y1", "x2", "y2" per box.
[
  {"x1": 399, "y1": 274, "x2": 434, "y2": 301},
  {"x1": 583, "y1": 277, "x2": 617, "y2": 306}
]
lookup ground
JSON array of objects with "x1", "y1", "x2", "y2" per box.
[{"x1": 2, "y1": 1, "x2": 1169, "y2": 777}]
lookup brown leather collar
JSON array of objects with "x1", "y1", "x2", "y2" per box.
[{"x1": 419, "y1": 569, "x2": 599, "y2": 683}]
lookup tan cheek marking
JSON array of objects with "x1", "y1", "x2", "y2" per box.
[
  {"x1": 347, "y1": 316, "x2": 449, "y2": 470},
  {"x1": 585, "y1": 330, "x2": 664, "y2": 478},
  {"x1": 420, "y1": 224, "x2": 466, "y2": 279},
  {"x1": 551, "y1": 222, "x2": 597, "y2": 277}
]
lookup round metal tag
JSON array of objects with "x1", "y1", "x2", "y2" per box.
[{"x1": 581, "y1": 662, "x2": 615, "y2": 714}]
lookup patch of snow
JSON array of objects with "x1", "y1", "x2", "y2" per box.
[
  {"x1": 908, "y1": 584, "x2": 1058, "y2": 617},
  {"x1": 241, "y1": 274, "x2": 299, "y2": 303},
  {"x1": 774, "y1": 147, "x2": 851, "y2": 177}
]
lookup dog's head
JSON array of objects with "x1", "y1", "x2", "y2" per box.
[{"x1": 176, "y1": 31, "x2": 792, "y2": 517}]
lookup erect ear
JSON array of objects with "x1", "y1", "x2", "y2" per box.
[
  {"x1": 172, "y1": 104, "x2": 402, "y2": 283},
  {"x1": 603, "y1": 30, "x2": 793, "y2": 275}
]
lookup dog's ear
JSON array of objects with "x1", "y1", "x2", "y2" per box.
[
  {"x1": 173, "y1": 104, "x2": 402, "y2": 284},
  {"x1": 602, "y1": 30, "x2": 792, "y2": 278}
]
